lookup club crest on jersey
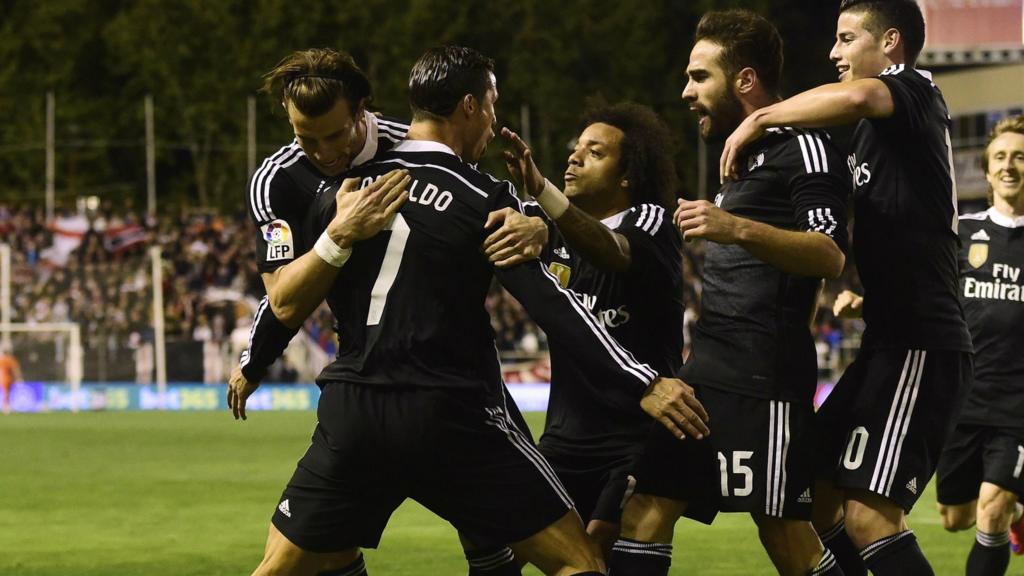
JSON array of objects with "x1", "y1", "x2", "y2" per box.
[
  {"x1": 548, "y1": 262, "x2": 571, "y2": 288},
  {"x1": 747, "y1": 151, "x2": 766, "y2": 172},
  {"x1": 968, "y1": 243, "x2": 988, "y2": 269},
  {"x1": 261, "y1": 219, "x2": 294, "y2": 262}
]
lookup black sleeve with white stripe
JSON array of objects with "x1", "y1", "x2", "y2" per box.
[
  {"x1": 784, "y1": 130, "x2": 850, "y2": 253},
  {"x1": 247, "y1": 152, "x2": 306, "y2": 273},
  {"x1": 489, "y1": 184, "x2": 657, "y2": 391},
  {"x1": 876, "y1": 66, "x2": 934, "y2": 135},
  {"x1": 238, "y1": 296, "x2": 300, "y2": 382},
  {"x1": 495, "y1": 261, "x2": 658, "y2": 392},
  {"x1": 617, "y1": 203, "x2": 681, "y2": 278}
]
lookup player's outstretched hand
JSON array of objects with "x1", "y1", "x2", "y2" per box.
[
  {"x1": 328, "y1": 169, "x2": 411, "y2": 248},
  {"x1": 833, "y1": 289, "x2": 864, "y2": 318},
  {"x1": 720, "y1": 113, "x2": 765, "y2": 183},
  {"x1": 227, "y1": 365, "x2": 260, "y2": 421},
  {"x1": 641, "y1": 377, "x2": 710, "y2": 440},
  {"x1": 483, "y1": 208, "x2": 548, "y2": 268},
  {"x1": 674, "y1": 199, "x2": 742, "y2": 243},
  {"x1": 501, "y1": 127, "x2": 545, "y2": 197}
]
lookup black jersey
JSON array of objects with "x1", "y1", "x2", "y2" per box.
[
  {"x1": 537, "y1": 203, "x2": 684, "y2": 454},
  {"x1": 304, "y1": 140, "x2": 657, "y2": 400},
  {"x1": 247, "y1": 112, "x2": 408, "y2": 273},
  {"x1": 955, "y1": 208, "x2": 1024, "y2": 429},
  {"x1": 848, "y1": 65, "x2": 971, "y2": 351},
  {"x1": 683, "y1": 128, "x2": 849, "y2": 403}
]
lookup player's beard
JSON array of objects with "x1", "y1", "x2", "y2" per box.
[{"x1": 702, "y1": 88, "x2": 746, "y2": 145}]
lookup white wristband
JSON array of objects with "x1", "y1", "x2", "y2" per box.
[
  {"x1": 534, "y1": 179, "x2": 570, "y2": 219},
  {"x1": 314, "y1": 231, "x2": 352, "y2": 268}
]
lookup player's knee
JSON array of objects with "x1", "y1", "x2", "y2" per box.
[
  {"x1": 937, "y1": 504, "x2": 974, "y2": 532},
  {"x1": 843, "y1": 494, "x2": 905, "y2": 548},
  {"x1": 618, "y1": 494, "x2": 683, "y2": 543}
]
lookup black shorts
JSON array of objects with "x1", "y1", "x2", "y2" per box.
[
  {"x1": 539, "y1": 442, "x2": 639, "y2": 524},
  {"x1": 633, "y1": 384, "x2": 816, "y2": 523},
  {"x1": 815, "y1": 348, "x2": 972, "y2": 511},
  {"x1": 936, "y1": 423, "x2": 1024, "y2": 505},
  {"x1": 271, "y1": 382, "x2": 572, "y2": 553}
]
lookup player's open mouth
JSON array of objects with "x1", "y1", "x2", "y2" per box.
[
  {"x1": 1000, "y1": 174, "x2": 1020, "y2": 185},
  {"x1": 836, "y1": 65, "x2": 850, "y2": 78},
  {"x1": 564, "y1": 172, "x2": 577, "y2": 182}
]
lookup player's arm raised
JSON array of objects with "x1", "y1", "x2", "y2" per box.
[
  {"x1": 498, "y1": 127, "x2": 632, "y2": 272},
  {"x1": 721, "y1": 79, "x2": 894, "y2": 182}
]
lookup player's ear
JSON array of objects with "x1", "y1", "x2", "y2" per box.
[
  {"x1": 461, "y1": 94, "x2": 477, "y2": 118},
  {"x1": 735, "y1": 67, "x2": 757, "y2": 95},
  {"x1": 881, "y1": 27, "x2": 901, "y2": 57}
]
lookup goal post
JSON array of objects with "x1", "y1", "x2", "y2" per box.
[{"x1": 0, "y1": 321, "x2": 84, "y2": 411}]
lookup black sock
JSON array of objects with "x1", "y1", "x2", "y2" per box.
[
  {"x1": 818, "y1": 520, "x2": 866, "y2": 576},
  {"x1": 809, "y1": 548, "x2": 846, "y2": 575},
  {"x1": 465, "y1": 546, "x2": 520, "y2": 576},
  {"x1": 608, "y1": 538, "x2": 671, "y2": 576},
  {"x1": 966, "y1": 530, "x2": 1009, "y2": 576},
  {"x1": 859, "y1": 531, "x2": 933, "y2": 576},
  {"x1": 318, "y1": 554, "x2": 367, "y2": 576}
]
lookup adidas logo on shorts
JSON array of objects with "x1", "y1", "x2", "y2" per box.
[
  {"x1": 905, "y1": 477, "x2": 918, "y2": 495},
  {"x1": 798, "y1": 488, "x2": 812, "y2": 504},
  {"x1": 278, "y1": 499, "x2": 292, "y2": 518}
]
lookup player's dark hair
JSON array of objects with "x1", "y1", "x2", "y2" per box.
[
  {"x1": 581, "y1": 102, "x2": 679, "y2": 209},
  {"x1": 983, "y1": 115, "x2": 1024, "y2": 205},
  {"x1": 695, "y1": 10, "x2": 783, "y2": 97},
  {"x1": 260, "y1": 48, "x2": 372, "y2": 117},
  {"x1": 839, "y1": 0, "x2": 926, "y2": 65},
  {"x1": 408, "y1": 46, "x2": 496, "y2": 121}
]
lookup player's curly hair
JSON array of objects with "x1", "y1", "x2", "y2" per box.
[
  {"x1": 260, "y1": 48, "x2": 372, "y2": 117},
  {"x1": 839, "y1": 0, "x2": 926, "y2": 66},
  {"x1": 580, "y1": 102, "x2": 679, "y2": 210}
]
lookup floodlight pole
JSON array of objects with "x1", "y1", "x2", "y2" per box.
[
  {"x1": 145, "y1": 95, "x2": 156, "y2": 220},
  {"x1": 46, "y1": 92, "x2": 55, "y2": 221},
  {"x1": 247, "y1": 95, "x2": 257, "y2": 177},
  {"x1": 0, "y1": 244, "x2": 10, "y2": 350},
  {"x1": 150, "y1": 246, "x2": 167, "y2": 398}
]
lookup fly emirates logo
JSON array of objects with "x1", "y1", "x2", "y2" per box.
[
  {"x1": 579, "y1": 293, "x2": 631, "y2": 328},
  {"x1": 965, "y1": 263, "x2": 1024, "y2": 303},
  {"x1": 847, "y1": 154, "x2": 872, "y2": 189}
]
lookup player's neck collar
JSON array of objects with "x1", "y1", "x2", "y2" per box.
[
  {"x1": 350, "y1": 109, "x2": 378, "y2": 168},
  {"x1": 394, "y1": 140, "x2": 457, "y2": 157},
  {"x1": 988, "y1": 206, "x2": 1024, "y2": 228},
  {"x1": 602, "y1": 207, "x2": 631, "y2": 229}
]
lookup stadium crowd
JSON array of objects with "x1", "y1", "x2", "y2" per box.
[{"x1": 0, "y1": 201, "x2": 862, "y2": 383}]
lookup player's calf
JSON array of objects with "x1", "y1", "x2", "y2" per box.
[
  {"x1": 252, "y1": 525, "x2": 363, "y2": 576},
  {"x1": 608, "y1": 494, "x2": 684, "y2": 576},
  {"x1": 964, "y1": 483, "x2": 1019, "y2": 576},
  {"x1": 753, "y1": 515, "x2": 843, "y2": 576},
  {"x1": 510, "y1": 510, "x2": 605, "y2": 576}
]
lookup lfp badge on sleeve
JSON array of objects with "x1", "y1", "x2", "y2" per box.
[{"x1": 262, "y1": 220, "x2": 294, "y2": 262}]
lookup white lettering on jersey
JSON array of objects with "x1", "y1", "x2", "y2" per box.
[
  {"x1": 359, "y1": 175, "x2": 453, "y2": 213},
  {"x1": 261, "y1": 219, "x2": 294, "y2": 262},
  {"x1": 847, "y1": 153, "x2": 872, "y2": 189},
  {"x1": 578, "y1": 293, "x2": 631, "y2": 328}
]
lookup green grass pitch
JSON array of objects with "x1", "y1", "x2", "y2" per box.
[{"x1": 0, "y1": 410, "x2": 1003, "y2": 575}]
